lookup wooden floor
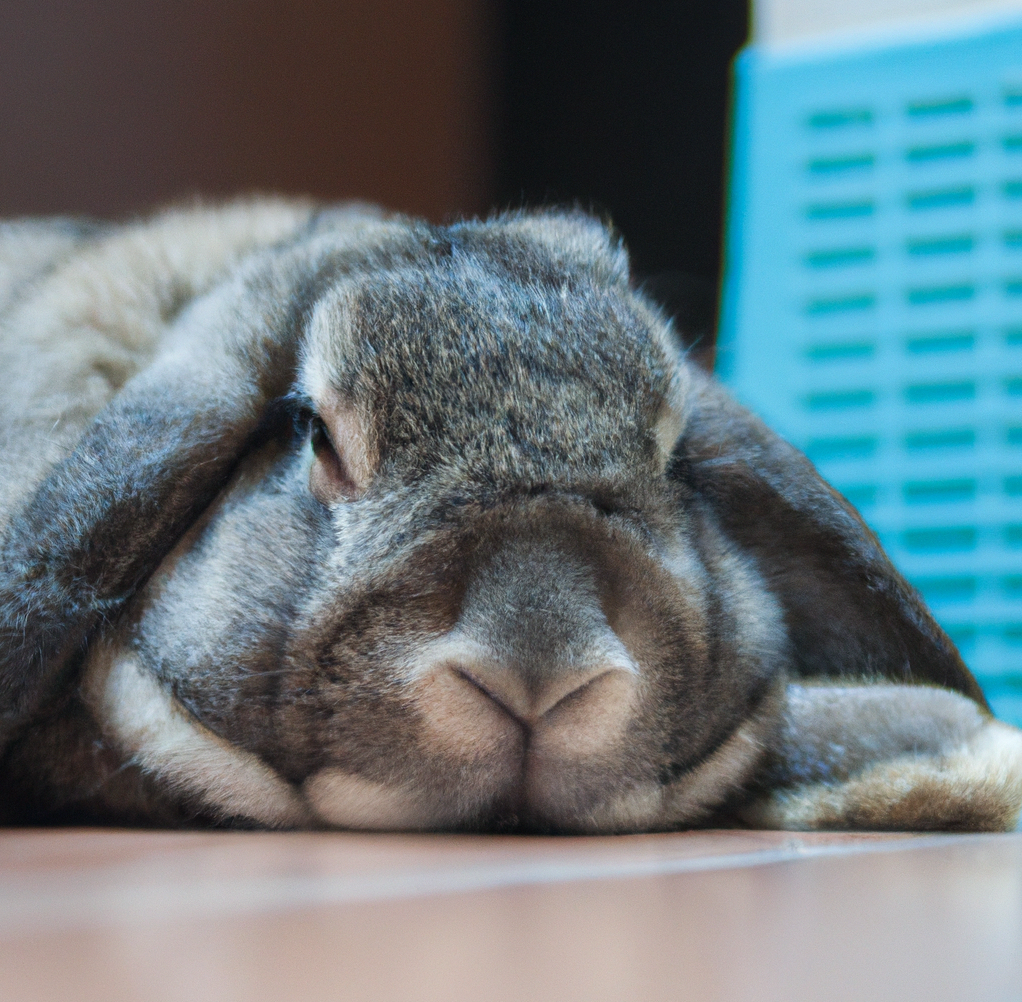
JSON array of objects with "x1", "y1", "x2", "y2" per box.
[{"x1": 0, "y1": 828, "x2": 1019, "y2": 1002}]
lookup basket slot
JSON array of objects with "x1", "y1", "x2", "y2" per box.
[
  {"x1": 804, "y1": 340, "x2": 877, "y2": 361},
  {"x1": 904, "y1": 330, "x2": 975, "y2": 353},
  {"x1": 907, "y1": 95, "x2": 974, "y2": 117},
  {"x1": 805, "y1": 199, "x2": 875, "y2": 219},
  {"x1": 915, "y1": 575, "x2": 978, "y2": 601},
  {"x1": 904, "y1": 479, "x2": 977, "y2": 503},
  {"x1": 906, "y1": 234, "x2": 974, "y2": 256},
  {"x1": 807, "y1": 108, "x2": 874, "y2": 129},
  {"x1": 902, "y1": 526, "x2": 978, "y2": 552},
  {"x1": 904, "y1": 380, "x2": 976, "y2": 403},
  {"x1": 803, "y1": 246, "x2": 875, "y2": 268},
  {"x1": 904, "y1": 427, "x2": 976, "y2": 450},
  {"x1": 906, "y1": 141, "x2": 975, "y2": 162},
  {"x1": 905, "y1": 186, "x2": 974, "y2": 209}
]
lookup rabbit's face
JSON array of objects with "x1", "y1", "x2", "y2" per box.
[
  {"x1": 4, "y1": 206, "x2": 1009, "y2": 834},
  {"x1": 129, "y1": 223, "x2": 787, "y2": 832}
]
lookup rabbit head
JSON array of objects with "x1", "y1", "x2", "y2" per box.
[
  {"x1": 90, "y1": 214, "x2": 783, "y2": 832},
  {"x1": 2, "y1": 205, "x2": 1020, "y2": 832}
]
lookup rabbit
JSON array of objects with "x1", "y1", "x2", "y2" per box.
[{"x1": 0, "y1": 198, "x2": 1019, "y2": 833}]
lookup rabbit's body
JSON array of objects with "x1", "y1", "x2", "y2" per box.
[{"x1": 0, "y1": 200, "x2": 1020, "y2": 832}]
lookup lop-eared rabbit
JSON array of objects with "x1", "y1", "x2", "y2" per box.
[{"x1": 0, "y1": 199, "x2": 1020, "y2": 832}]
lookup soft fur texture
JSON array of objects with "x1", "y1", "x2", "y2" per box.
[{"x1": 0, "y1": 198, "x2": 1019, "y2": 833}]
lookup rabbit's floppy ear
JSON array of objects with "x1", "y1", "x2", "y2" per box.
[
  {"x1": 743, "y1": 681, "x2": 1022, "y2": 831},
  {"x1": 676, "y1": 368, "x2": 987, "y2": 705},
  {"x1": 675, "y1": 371, "x2": 1022, "y2": 829},
  {"x1": 0, "y1": 244, "x2": 331, "y2": 751}
]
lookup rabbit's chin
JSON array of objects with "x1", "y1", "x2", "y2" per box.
[{"x1": 83, "y1": 638, "x2": 778, "y2": 833}]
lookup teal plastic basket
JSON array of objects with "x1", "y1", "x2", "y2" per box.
[{"x1": 718, "y1": 13, "x2": 1022, "y2": 724}]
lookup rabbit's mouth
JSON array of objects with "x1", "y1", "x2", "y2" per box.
[
  {"x1": 299, "y1": 666, "x2": 781, "y2": 835},
  {"x1": 303, "y1": 655, "x2": 643, "y2": 832},
  {"x1": 300, "y1": 699, "x2": 774, "y2": 835}
]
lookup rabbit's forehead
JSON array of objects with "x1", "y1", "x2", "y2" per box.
[{"x1": 301, "y1": 254, "x2": 687, "y2": 477}]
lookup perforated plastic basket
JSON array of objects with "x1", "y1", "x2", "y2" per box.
[{"x1": 718, "y1": 14, "x2": 1022, "y2": 724}]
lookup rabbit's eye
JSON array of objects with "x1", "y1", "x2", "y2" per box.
[
  {"x1": 309, "y1": 415, "x2": 333, "y2": 456},
  {"x1": 309, "y1": 415, "x2": 358, "y2": 503}
]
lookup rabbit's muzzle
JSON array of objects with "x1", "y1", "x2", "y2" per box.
[
  {"x1": 307, "y1": 643, "x2": 642, "y2": 833},
  {"x1": 302, "y1": 517, "x2": 719, "y2": 834}
]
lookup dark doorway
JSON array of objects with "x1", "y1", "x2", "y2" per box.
[{"x1": 496, "y1": 3, "x2": 749, "y2": 364}]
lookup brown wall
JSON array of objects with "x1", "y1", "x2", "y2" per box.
[{"x1": 0, "y1": 0, "x2": 493, "y2": 221}]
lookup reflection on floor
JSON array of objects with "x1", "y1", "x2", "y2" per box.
[{"x1": 0, "y1": 827, "x2": 1018, "y2": 1002}]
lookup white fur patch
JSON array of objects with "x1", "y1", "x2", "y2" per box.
[
  {"x1": 83, "y1": 641, "x2": 312, "y2": 828},
  {"x1": 304, "y1": 770, "x2": 435, "y2": 830},
  {"x1": 300, "y1": 290, "x2": 353, "y2": 407}
]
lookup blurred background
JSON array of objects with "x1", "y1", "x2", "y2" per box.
[{"x1": 0, "y1": 0, "x2": 748, "y2": 366}]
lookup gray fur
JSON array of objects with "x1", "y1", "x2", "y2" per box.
[{"x1": 0, "y1": 199, "x2": 1019, "y2": 832}]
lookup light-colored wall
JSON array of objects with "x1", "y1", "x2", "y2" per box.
[{"x1": 755, "y1": 0, "x2": 1022, "y2": 43}]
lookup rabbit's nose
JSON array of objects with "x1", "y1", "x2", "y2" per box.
[{"x1": 454, "y1": 659, "x2": 629, "y2": 727}]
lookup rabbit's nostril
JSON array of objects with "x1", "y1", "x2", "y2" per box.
[
  {"x1": 454, "y1": 666, "x2": 525, "y2": 725},
  {"x1": 454, "y1": 660, "x2": 626, "y2": 728}
]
